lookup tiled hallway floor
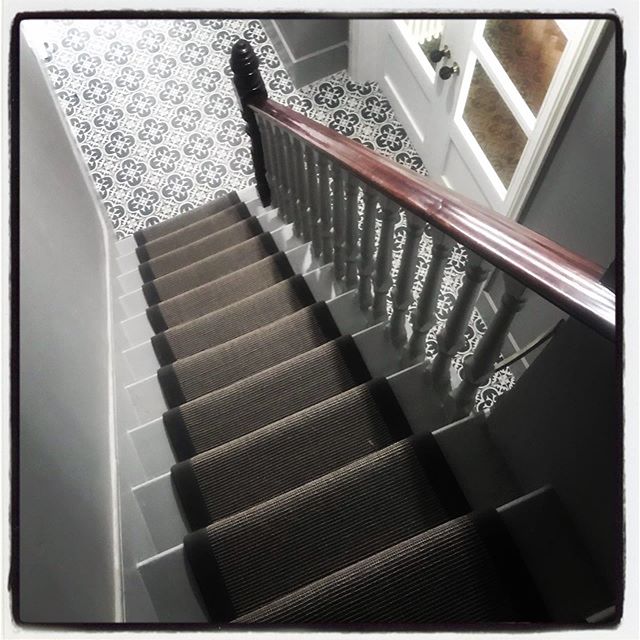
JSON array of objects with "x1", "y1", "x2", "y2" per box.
[{"x1": 33, "y1": 17, "x2": 515, "y2": 409}]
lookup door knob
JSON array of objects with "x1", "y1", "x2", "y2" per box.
[
  {"x1": 428, "y1": 45, "x2": 450, "y2": 64},
  {"x1": 439, "y1": 63, "x2": 460, "y2": 80}
]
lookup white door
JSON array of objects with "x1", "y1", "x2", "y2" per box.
[{"x1": 350, "y1": 18, "x2": 605, "y2": 218}]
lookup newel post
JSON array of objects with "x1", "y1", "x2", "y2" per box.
[{"x1": 230, "y1": 39, "x2": 271, "y2": 207}]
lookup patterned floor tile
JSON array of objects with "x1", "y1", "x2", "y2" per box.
[{"x1": 34, "y1": 17, "x2": 514, "y2": 409}]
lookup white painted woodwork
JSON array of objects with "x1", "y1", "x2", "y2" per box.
[
  {"x1": 453, "y1": 276, "x2": 529, "y2": 414},
  {"x1": 318, "y1": 153, "x2": 334, "y2": 264},
  {"x1": 405, "y1": 229, "x2": 455, "y2": 363},
  {"x1": 344, "y1": 173, "x2": 360, "y2": 289},
  {"x1": 389, "y1": 211, "x2": 427, "y2": 347},
  {"x1": 119, "y1": 286, "x2": 148, "y2": 319},
  {"x1": 349, "y1": 18, "x2": 606, "y2": 219},
  {"x1": 429, "y1": 252, "x2": 491, "y2": 393},
  {"x1": 357, "y1": 187, "x2": 378, "y2": 312},
  {"x1": 372, "y1": 198, "x2": 401, "y2": 322},
  {"x1": 121, "y1": 310, "x2": 155, "y2": 347},
  {"x1": 125, "y1": 373, "x2": 168, "y2": 426},
  {"x1": 331, "y1": 164, "x2": 347, "y2": 280}
]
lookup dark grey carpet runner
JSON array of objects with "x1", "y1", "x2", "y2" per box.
[
  {"x1": 133, "y1": 191, "x2": 239, "y2": 246},
  {"x1": 152, "y1": 276, "x2": 318, "y2": 368},
  {"x1": 146, "y1": 253, "x2": 294, "y2": 333},
  {"x1": 142, "y1": 233, "x2": 279, "y2": 306},
  {"x1": 183, "y1": 436, "x2": 469, "y2": 620},
  {"x1": 139, "y1": 217, "x2": 263, "y2": 282},
  {"x1": 171, "y1": 378, "x2": 412, "y2": 529},
  {"x1": 130, "y1": 193, "x2": 547, "y2": 625},
  {"x1": 163, "y1": 336, "x2": 371, "y2": 460},
  {"x1": 136, "y1": 201, "x2": 250, "y2": 262},
  {"x1": 236, "y1": 512, "x2": 548, "y2": 624}
]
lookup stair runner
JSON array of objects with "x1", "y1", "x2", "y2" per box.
[{"x1": 131, "y1": 191, "x2": 549, "y2": 625}]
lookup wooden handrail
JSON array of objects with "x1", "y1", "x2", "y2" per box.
[{"x1": 252, "y1": 97, "x2": 615, "y2": 341}]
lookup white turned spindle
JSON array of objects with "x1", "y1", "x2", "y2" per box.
[
  {"x1": 389, "y1": 212, "x2": 427, "y2": 347},
  {"x1": 344, "y1": 174, "x2": 360, "y2": 289},
  {"x1": 283, "y1": 132, "x2": 303, "y2": 236},
  {"x1": 453, "y1": 275, "x2": 529, "y2": 415},
  {"x1": 358, "y1": 187, "x2": 378, "y2": 312},
  {"x1": 318, "y1": 154, "x2": 333, "y2": 264},
  {"x1": 405, "y1": 229, "x2": 456, "y2": 363},
  {"x1": 295, "y1": 138, "x2": 313, "y2": 244},
  {"x1": 429, "y1": 251, "x2": 492, "y2": 394},
  {"x1": 372, "y1": 198, "x2": 401, "y2": 322},
  {"x1": 331, "y1": 164, "x2": 347, "y2": 280},
  {"x1": 274, "y1": 127, "x2": 293, "y2": 224},
  {"x1": 305, "y1": 145, "x2": 323, "y2": 258},
  {"x1": 259, "y1": 117, "x2": 278, "y2": 209}
]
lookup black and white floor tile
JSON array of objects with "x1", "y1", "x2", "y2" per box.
[{"x1": 35, "y1": 17, "x2": 514, "y2": 408}]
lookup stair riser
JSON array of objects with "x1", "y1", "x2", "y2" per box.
[
  {"x1": 121, "y1": 312, "x2": 155, "y2": 348},
  {"x1": 137, "y1": 545, "x2": 207, "y2": 623},
  {"x1": 128, "y1": 418, "x2": 177, "y2": 481},
  {"x1": 133, "y1": 473, "x2": 188, "y2": 554},
  {"x1": 126, "y1": 374, "x2": 167, "y2": 426}
]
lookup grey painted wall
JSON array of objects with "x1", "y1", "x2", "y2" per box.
[
  {"x1": 485, "y1": 25, "x2": 616, "y2": 349},
  {"x1": 488, "y1": 317, "x2": 619, "y2": 597},
  {"x1": 263, "y1": 19, "x2": 348, "y2": 88},
  {"x1": 18, "y1": 32, "x2": 117, "y2": 622}
]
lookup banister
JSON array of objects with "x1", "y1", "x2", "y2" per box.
[{"x1": 250, "y1": 97, "x2": 615, "y2": 342}]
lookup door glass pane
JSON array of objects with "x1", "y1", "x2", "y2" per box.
[
  {"x1": 462, "y1": 59, "x2": 528, "y2": 188},
  {"x1": 483, "y1": 19, "x2": 567, "y2": 115}
]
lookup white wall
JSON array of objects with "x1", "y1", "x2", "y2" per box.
[{"x1": 18, "y1": 32, "x2": 118, "y2": 622}]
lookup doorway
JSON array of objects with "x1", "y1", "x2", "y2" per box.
[{"x1": 350, "y1": 17, "x2": 606, "y2": 218}]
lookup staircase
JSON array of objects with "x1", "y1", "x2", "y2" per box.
[
  {"x1": 115, "y1": 172, "x2": 614, "y2": 623},
  {"x1": 17, "y1": 32, "x2": 619, "y2": 626}
]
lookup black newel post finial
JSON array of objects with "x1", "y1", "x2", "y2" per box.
[{"x1": 231, "y1": 39, "x2": 271, "y2": 207}]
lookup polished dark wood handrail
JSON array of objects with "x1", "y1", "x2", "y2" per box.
[{"x1": 252, "y1": 97, "x2": 615, "y2": 341}]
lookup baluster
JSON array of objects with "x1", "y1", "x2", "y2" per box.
[
  {"x1": 405, "y1": 229, "x2": 455, "y2": 363},
  {"x1": 284, "y1": 132, "x2": 303, "y2": 237},
  {"x1": 305, "y1": 145, "x2": 323, "y2": 258},
  {"x1": 318, "y1": 154, "x2": 333, "y2": 264},
  {"x1": 258, "y1": 115, "x2": 278, "y2": 209},
  {"x1": 372, "y1": 198, "x2": 401, "y2": 322},
  {"x1": 273, "y1": 126, "x2": 292, "y2": 224},
  {"x1": 230, "y1": 40, "x2": 270, "y2": 206},
  {"x1": 429, "y1": 251, "x2": 491, "y2": 393},
  {"x1": 389, "y1": 212, "x2": 427, "y2": 347},
  {"x1": 344, "y1": 174, "x2": 360, "y2": 289},
  {"x1": 358, "y1": 187, "x2": 378, "y2": 312},
  {"x1": 294, "y1": 138, "x2": 313, "y2": 244},
  {"x1": 453, "y1": 275, "x2": 529, "y2": 415},
  {"x1": 256, "y1": 113, "x2": 277, "y2": 206},
  {"x1": 331, "y1": 164, "x2": 347, "y2": 280}
]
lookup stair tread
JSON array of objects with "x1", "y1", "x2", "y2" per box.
[
  {"x1": 172, "y1": 377, "x2": 412, "y2": 529},
  {"x1": 236, "y1": 513, "x2": 538, "y2": 624},
  {"x1": 154, "y1": 275, "x2": 318, "y2": 371},
  {"x1": 184, "y1": 436, "x2": 467, "y2": 620},
  {"x1": 147, "y1": 252, "x2": 293, "y2": 333},
  {"x1": 142, "y1": 233, "x2": 278, "y2": 305},
  {"x1": 164, "y1": 335, "x2": 371, "y2": 460},
  {"x1": 139, "y1": 216, "x2": 262, "y2": 282},
  {"x1": 134, "y1": 191, "x2": 240, "y2": 246},
  {"x1": 137, "y1": 201, "x2": 251, "y2": 262}
]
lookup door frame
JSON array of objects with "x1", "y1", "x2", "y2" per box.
[{"x1": 349, "y1": 17, "x2": 606, "y2": 221}]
